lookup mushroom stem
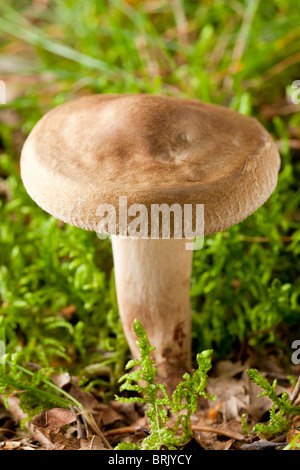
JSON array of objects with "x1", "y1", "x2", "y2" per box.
[{"x1": 111, "y1": 237, "x2": 193, "y2": 386}]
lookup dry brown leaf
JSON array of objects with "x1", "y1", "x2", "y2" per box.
[
  {"x1": 0, "y1": 440, "x2": 36, "y2": 450},
  {"x1": 31, "y1": 407, "x2": 112, "y2": 450},
  {"x1": 207, "y1": 376, "x2": 248, "y2": 421},
  {"x1": 248, "y1": 379, "x2": 273, "y2": 422},
  {"x1": 111, "y1": 400, "x2": 142, "y2": 424},
  {"x1": 50, "y1": 372, "x2": 71, "y2": 389},
  {"x1": 215, "y1": 360, "x2": 246, "y2": 378},
  {"x1": 4, "y1": 396, "x2": 27, "y2": 424},
  {"x1": 99, "y1": 404, "x2": 124, "y2": 427},
  {"x1": 64, "y1": 378, "x2": 101, "y2": 413},
  {"x1": 80, "y1": 436, "x2": 107, "y2": 450},
  {"x1": 50, "y1": 433, "x2": 79, "y2": 450},
  {"x1": 32, "y1": 408, "x2": 77, "y2": 443}
]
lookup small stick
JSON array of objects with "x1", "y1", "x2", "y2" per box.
[
  {"x1": 70, "y1": 405, "x2": 112, "y2": 449},
  {"x1": 290, "y1": 375, "x2": 300, "y2": 405},
  {"x1": 84, "y1": 411, "x2": 112, "y2": 449},
  {"x1": 89, "y1": 435, "x2": 96, "y2": 450},
  {"x1": 74, "y1": 407, "x2": 89, "y2": 440},
  {"x1": 190, "y1": 425, "x2": 243, "y2": 441},
  {"x1": 79, "y1": 410, "x2": 90, "y2": 440},
  {"x1": 271, "y1": 426, "x2": 300, "y2": 443},
  {"x1": 241, "y1": 439, "x2": 285, "y2": 450},
  {"x1": 104, "y1": 424, "x2": 244, "y2": 441},
  {"x1": 0, "y1": 428, "x2": 16, "y2": 434},
  {"x1": 69, "y1": 404, "x2": 84, "y2": 439},
  {"x1": 104, "y1": 425, "x2": 143, "y2": 438}
]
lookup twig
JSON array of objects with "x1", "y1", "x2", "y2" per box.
[
  {"x1": 104, "y1": 425, "x2": 144, "y2": 438},
  {"x1": 104, "y1": 424, "x2": 244, "y2": 441},
  {"x1": 69, "y1": 404, "x2": 112, "y2": 449},
  {"x1": 89, "y1": 435, "x2": 96, "y2": 450},
  {"x1": 290, "y1": 375, "x2": 300, "y2": 405},
  {"x1": 78, "y1": 409, "x2": 89, "y2": 440},
  {"x1": 241, "y1": 439, "x2": 285, "y2": 450},
  {"x1": 0, "y1": 427, "x2": 16, "y2": 434},
  {"x1": 69, "y1": 404, "x2": 84, "y2": 439},
  {"x1": 262, "y1": 51, "x2": 300, "y2": 81},
  {"x1": 271, "y1": 426, "x2": 300, "y2": 443},
  {"x1": 84, "y1": 411, "x2": 112, "y2": 449},
  {"x1": 190, "y1": 425, "x2": 244, "y2": 441}
]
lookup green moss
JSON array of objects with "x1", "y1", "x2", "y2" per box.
[{"x1": 0, "y1": 0, "x2": 299, "y2": 400}]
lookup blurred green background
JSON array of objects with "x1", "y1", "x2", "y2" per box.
[{"x1": 0, "y1": 0, "x2": 300, "y2": 398}]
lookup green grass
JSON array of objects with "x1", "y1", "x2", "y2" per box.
[{"x1": 0, "y1": 0, "x2": 300, "y2": 408}]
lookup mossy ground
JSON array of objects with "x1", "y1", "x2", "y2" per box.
[{"x1": 0, "y1": 0, "x2": 300, "y2": 447}]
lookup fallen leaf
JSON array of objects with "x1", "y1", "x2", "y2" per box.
[
  {"x1": 99, "y1": 404, "x2": 124, "y2": 427},
  {"x1": 32, "y1": 408, "x2": 77, "y2": 442},
  {"x1": 248, "y1": 378, "x2": 273, "y2": 422},
  {"x1": 80, "y1": 436, "x2": 107, "y2": 450},
  {"x1": 50, "y1": 372, "x2": 71, "y2": 389}
]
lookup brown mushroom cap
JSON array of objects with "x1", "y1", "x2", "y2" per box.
[{"x1": 21, "y1": 94, "x2": 280, "y2": 236}]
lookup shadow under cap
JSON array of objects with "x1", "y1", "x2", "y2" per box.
[{"x1": 20, "y1": 94, "x2": 280, "y2": 236}]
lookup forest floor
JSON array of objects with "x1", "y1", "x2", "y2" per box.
[{"x1": 1, "y1": 0, "x2": 300, "y2": 451}]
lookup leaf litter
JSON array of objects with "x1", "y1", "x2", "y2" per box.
[{"x1": 1, "y1": 348, "x2": 299, "y2": 451}]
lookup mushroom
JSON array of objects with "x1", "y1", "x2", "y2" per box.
[{"x1": 20, "y1": 94, "x2": 280, "y2": 390}]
